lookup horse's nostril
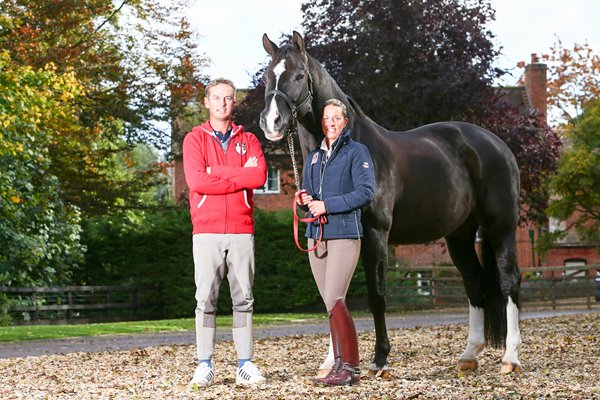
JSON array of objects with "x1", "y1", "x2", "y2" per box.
[{"x1": 274, "y1": 115, "x2": 281, "y2": 125}]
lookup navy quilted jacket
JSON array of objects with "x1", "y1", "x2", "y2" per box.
[{"x1": 302, "y1": 129, "x2": 375, "y2": 239}]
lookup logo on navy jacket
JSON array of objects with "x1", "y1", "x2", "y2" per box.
[{"x1": 235, "y1": 143, "x2": 247, "y2": 155}]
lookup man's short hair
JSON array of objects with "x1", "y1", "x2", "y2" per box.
[{"x1": 206, "y1": 78, "x2": 236, "y2": 98}]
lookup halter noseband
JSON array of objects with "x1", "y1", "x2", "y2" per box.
[{"x1": 264, "y1": 72, "x2": 314, "y2": 120}]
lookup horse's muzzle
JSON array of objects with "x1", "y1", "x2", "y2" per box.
[
  {"x1": 259, "y1": 112, "x2": 286, "y2": 142},
  {"x1": 262, "y1": 130, "x2": 285, "y2": 142}
]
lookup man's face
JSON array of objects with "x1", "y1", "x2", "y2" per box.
[{"x1": 204, "y1": 83, "x2": 235, "y2": 122}]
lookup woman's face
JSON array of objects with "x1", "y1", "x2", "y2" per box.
[{"x1": 321, "y1": 104, "x2": 348, "y2": 146}]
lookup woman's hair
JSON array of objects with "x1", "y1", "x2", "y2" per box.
[{"x1": 324, "y1": 98, "x2": 347, "y2": 118}]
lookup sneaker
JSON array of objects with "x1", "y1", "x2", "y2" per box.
[
  {"x1": 190, "y1": 362, "x2": 215, "y2": 388},
  {"x1": 236, "y1": 361, "x2": 266, "y2": 385}
]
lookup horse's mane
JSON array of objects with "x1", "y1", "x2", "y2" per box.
[{"x1": 346, "y1": 96, "x2": 367, "y2": 119}]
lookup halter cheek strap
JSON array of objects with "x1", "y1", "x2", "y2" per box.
[{"x1": 264, "y1": 72, "x2": 314, "y2": 119}]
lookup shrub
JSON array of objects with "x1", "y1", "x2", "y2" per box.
[
  {"x1": 0, "y1": 293, "x2": 12, "y2": 326},
  {"x1": 77, "y1": 207, "x2": 369, "y2": 318}
]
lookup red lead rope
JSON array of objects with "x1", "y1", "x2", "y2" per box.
[{"x1": 293, "y1": 191, "x2": 328, "y2": 252}]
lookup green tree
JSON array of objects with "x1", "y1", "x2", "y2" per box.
[
  {"x1": 0, "y1": 0, "x2": 207, "y2": 214},
  {"x1": 0, "y1": 52, "x2": 85, "y2": 286},
  {"x1": 546, "y1": 99, "x2": 600, "y2": 244}
]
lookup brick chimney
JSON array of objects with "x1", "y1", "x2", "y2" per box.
[{"x1": 524, "y1": 53, "x2": 548, "y2": 125}]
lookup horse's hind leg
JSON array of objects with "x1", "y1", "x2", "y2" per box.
[
  {"x1": 446, "y1": 222, "x2": 487, "y2": 371},
  {"x1": 362, "y1": 226, "x2": 391, "y2": 378},
  {"x1": 486, "y1": 230, "x2": 522, "y2": 373}
]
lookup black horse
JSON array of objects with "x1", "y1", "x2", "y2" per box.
[{"x1": 259, "y1": 32, "x2": 522, "y2": 375}]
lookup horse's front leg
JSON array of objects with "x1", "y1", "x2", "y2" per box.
[{"x1": 362, "y1": 226, "x2": 391, "y2": 378}]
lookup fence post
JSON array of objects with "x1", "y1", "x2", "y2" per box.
[
  {"x1": 67, "y1": 290, "x2": 73, "y2": 320},
  {"x1": 429, "y1": 271, "x2": 435, "y2": 308},
  {"x1": 31, "y1": 291, "x2": 38, "y2": 321},
  {"x1": 104, "y1": 289, "x2": 110, "y2": 318},
  {"x1": 551, "y1": 270, "x2": 556, "y2": 310},
  {"x1": 585, "y1": 271, "x2": 591, "y2": 310}
]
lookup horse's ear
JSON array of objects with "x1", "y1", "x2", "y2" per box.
[
  {"x1": 262, "y1": 33, "x2": 278, "y2": 56},
  {"x1": 292, "y1": 31, "x2": 306, "y2": 54}
]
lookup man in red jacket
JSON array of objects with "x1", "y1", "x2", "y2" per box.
[{"x1": 183, "y1": 78, "x2": 267, "y2": 388}]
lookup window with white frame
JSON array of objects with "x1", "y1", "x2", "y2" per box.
[
  {"x1": 548, "y1": 217, "x2": 567, "y2": 243},
  {"x1": 255, "y1": 166, "x2": 280, "y2": 194}
]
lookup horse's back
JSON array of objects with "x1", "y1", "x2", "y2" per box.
[{"x1": 359, "y1": 120, "x2": 520, "y2": 243}]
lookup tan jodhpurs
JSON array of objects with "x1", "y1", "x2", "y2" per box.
[
  {"x1": 192, "y1": 233, "x2": 255, "y2": 360},
  {"x1": 307, "y1": 238, "x2": 361, "y2": 312}
]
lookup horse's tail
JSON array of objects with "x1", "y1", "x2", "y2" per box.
[{"x1": 481, "y1": 233, "x2": 507, "y2": 348}]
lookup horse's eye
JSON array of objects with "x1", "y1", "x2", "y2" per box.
[{"x1": 295, "y1": 73, "x2": 305, "y2": 81}]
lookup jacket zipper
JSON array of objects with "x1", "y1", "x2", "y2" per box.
[
  {"x1": 243, "y1": 190, "x2": 250, "y2": 209},
  {"x1": 317, "y1": 151, "x2": 329, "y2": 239}
]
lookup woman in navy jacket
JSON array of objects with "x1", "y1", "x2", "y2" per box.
[{"x1": 297, "y1": 99, "x2": 375, "y2": 386}]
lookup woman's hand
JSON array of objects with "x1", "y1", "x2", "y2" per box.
[
  {"x1": 296, "y1": 190, "x2": 313, "y2": 206},
  {"x1": 308, "y1": 200, "x2": 326, "y2": 216}
]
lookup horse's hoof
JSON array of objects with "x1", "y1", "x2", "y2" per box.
[
  {"x1": 500, "y1": 362, "x2": 522, "y2": 374},
  {"x1": 457, "y1": 359, "x2": 478, "y2": 371},
  {"x1": 367, "y1": 364, "x2": 391, "y2": 380},
  {"x1": 314, "y1": 368, "x2": 331, "y2": 379}
]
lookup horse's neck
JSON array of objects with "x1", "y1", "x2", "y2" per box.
[
  {"x1": 296, "y1": 125, "x2": 319, "y2": 161},
  {"x1": 297, "y1": 57, "x2": 358, "y2": 158}
]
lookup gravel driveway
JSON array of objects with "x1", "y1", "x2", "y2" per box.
[
  {"x1": 0, "y1": 308, "x2": 598, "y2": 399},
  {"x1": 0, "y1": 308, "x2": 595, "y2": 359}
]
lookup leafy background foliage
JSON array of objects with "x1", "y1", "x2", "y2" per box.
[
  {"x1": 236, "y1": 0, "x2": 562, "y2": 225},
  {"x1": 1, "y1": 0, "x2": 596, "y2": 321},
  {"x1": 546, "y1": 99, "x2": 600, "y2": 244},
  {"x1": 0, "y1": 52, "x2": 85, "y2": 286},
  {"x1": 76, "y1": 208, "x2": 366, "y2": 317}
]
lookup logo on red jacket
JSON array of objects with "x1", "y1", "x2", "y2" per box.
[{"x1": 235, "y1": 143, "x2": 247, "y2": 155}]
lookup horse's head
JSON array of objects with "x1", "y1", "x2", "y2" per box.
[{"x1": 259, "y1": 31, "x2": 313, "y2": 142}]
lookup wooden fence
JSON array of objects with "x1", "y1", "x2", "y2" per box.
[
  {"x1": 1, "y1": 265, "x2": 598, "y2": 324},
  {"x1": 0, "y1": 285, "x2": 159, "y2": 325},
  {"x1": 386, "y1": 264, "x2": 600, "y2": 310}
]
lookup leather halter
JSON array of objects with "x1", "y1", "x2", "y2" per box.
[
  {"x1": 264, "y1": 70, "x2": 324, "y2": 252},
  {"x1": 264, "y1": 71, "x2": 314, "y2": 120}
]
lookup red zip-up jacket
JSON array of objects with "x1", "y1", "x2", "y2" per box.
[{"x1": 183, "y1": 121, "x2": 267, "y2": 234}]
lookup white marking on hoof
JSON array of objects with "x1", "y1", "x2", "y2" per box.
[
  {"x1": 460, "y1": 304, "x2": 485, "y2": 362},
  {"x1": 315, "y1": 368, "x2": 331, "y2": 379},
  {"x1": 500, "y1": 362, "x2": 523, "y2": 374},
  {"x1": 367, "y1": 363, "x2": 391, "y2": 379}
]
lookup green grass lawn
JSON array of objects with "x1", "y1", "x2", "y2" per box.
[{"x1": 0, "y1": 313, "x2": 328, "y2": 343}]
